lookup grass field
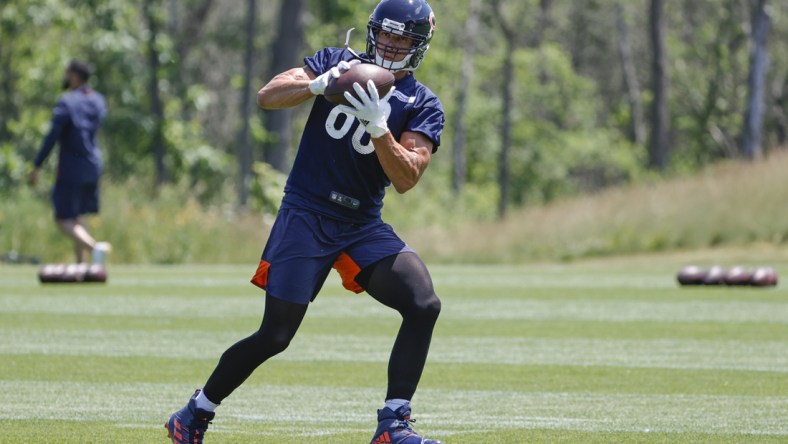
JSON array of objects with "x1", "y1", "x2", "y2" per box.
[{"x1": 1, "y1": 255, "x2": 787, "y2": 443}]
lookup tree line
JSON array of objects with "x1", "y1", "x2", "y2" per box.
[{"x1": 1, "y1": 0, "x2": 785, "y2": 218}]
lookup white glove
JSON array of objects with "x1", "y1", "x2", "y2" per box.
[
  {"x1": 308, "y1": 59, "x2": 360, "y2": 95},
  {"x1": 337, "y1": 80, "x2": 396, "y2": 139}
]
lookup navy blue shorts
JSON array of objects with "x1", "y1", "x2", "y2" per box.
[
  {"x1": 251, "y1": 208, "x2": 414, "y2": 304},
  {"x1": 52, "y1": 182, "x2": 99, "y2": 220}
]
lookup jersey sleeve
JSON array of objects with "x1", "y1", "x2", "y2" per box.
[
  {"x1": 406, "y1": 96, "x2": 445, "y2": 153},
  {"x1": 34, "y1": 99, "x2": 70, "y2": 167},
  {"x1": 304, "y1": 47, "x2": 347, "y2": 77}
]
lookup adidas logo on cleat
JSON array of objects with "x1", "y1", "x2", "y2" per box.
[{"x1": 372, "y1": 431, "x2": 392, "y2": 444}]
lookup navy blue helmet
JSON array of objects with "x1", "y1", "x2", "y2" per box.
[{"x1": 365, "y1": 0, "x2": 436, "y2": 71}]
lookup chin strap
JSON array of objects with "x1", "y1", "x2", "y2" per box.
[{"x1": 343, "y1": 28, "x2": 367, "y2": 61}]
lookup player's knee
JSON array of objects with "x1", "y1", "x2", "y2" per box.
[
  {"x1": 56, "y1": 219, "x2": 76, "y2": 231},
  {"x1": 409, "y1": 292, "x2": 441, "y2": 321},
  {"x1": 252, "y1": 329, "x2": 294, "y2": 357},
  {"x1": 425, "y1": 293, "x2": 441, "y2": 319},
  {"x1": 267, "y1": 336, "x2": 292, "y2": 355}
]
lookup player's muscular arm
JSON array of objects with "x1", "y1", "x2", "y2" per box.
[
  {"x1": 372, "y1": 130, "x2": 432, "y2": 194},
  {"x1": 257, "y1": 66, "x2": 317, "y2": 110}
]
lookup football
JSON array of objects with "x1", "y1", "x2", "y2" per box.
[
  {"x1": 324, "y1": 62, "x2": 395, "y2": 106},
  {"x1": 702, "y1": 265, "x2": 725, "y2": 285},
  {"x1": 722, "y1": 266, "x2": 752, "y2": 286},
  {"x1": 38, "y1": 263, "x2": 107, "y2": 284},
  {"x1": 677, "y1": 265, "x2": 706, "y2": 286},
  {"x1": 750, "y1": 267, "x2": 778, "y2": 287},
  {"x1": 38, "y1": 264, "x2": 61, "y2": 283},
  {"x1": 62, "y1": 263, "x2": 90, "y2": 282},
  {"x1": 84, "y1": 264, "x2": 108, "y2": 283}
]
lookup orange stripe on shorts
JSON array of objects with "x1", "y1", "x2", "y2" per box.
[
  {"x1": 250, "y1": 259, "x2": 271, "y2": 289},
  {"x1": 332, "y1": 252, "x2": 364, "y2": 293}
]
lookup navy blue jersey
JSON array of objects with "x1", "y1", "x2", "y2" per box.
[
  {"x1": 34, "y1": 86, "x2": 107, "y2": 184},
  {"x1": 281, "y1": 47, "x2": 445, "y2": 223}
]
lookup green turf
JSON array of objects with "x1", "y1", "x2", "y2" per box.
[{"x1": 1, "y1": 260, "x2": 787, "y2": 443}]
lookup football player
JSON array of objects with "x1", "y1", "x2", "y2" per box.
[{"x1": 166, "y1": 1, "x2": 444, "y2": 443}]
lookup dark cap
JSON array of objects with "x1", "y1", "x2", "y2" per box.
[{"x1": 66, "y1": 59, "x2": 92, "y2": 81}]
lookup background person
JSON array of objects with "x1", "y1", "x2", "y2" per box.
[{"x1": 30, "y1": 59, "x2": 110, "y2": 264}]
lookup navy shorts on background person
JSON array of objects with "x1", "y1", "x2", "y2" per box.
[
  {"x1": 251, "y1": 208, "x2": 414, "y2": 304},
  {"x1": 52, "y1": 182, "x2": 99, "y2": 220}
]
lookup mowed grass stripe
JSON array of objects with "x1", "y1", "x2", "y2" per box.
[
  {"x1": 2, "y1": 262, "x2": 786, "y2": 295},
  {"x1": 0, "y1": 421, "x2": 367, "y2": 444},
  {"x1": 2, "y1": 381, "x2": 787, "y2": 435},
  {"x1": 2, "y1": 328, "x2": 787, "y2": 371},
  {"x1": 3, "y1": 354, "x2": 787, "y2": 397},
  {"x1": 2, "y1": 291, "x2": 787, "y2": 323},
  {"x1": 4, "y1": 311, "x2": 788, "y2": 340},
  {"x1": 4, "y1": 281, "x2": 785, "y2": 303}
]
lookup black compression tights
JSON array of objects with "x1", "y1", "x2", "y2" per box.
[
  {"x1": 356, "y1": 252, "x2": 441, "y2": 400},
  {"x1": 202, "y1": 252, "x2": 441, "y2": 404},
  {"x1": 201, "y1": 295, "x2": 308, "y2": 403}
]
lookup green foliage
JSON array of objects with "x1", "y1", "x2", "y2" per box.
[
  {"x1": 2, "y1": 150, "x2": 787, "y2": 265},
  {"x1": 382, "y1": 166, "x2": 499, "y2": 231},
  {"x1": 0, "y1": 0, "x2": 244, "y2": 195},
  {"x1": 666, "y1": 0, "x2": 751, "y2": 170},
  {"x1": 2, "y1": 0, "x2": 788, "y2": 256},
  {"x1": 248, "y1": 161, "x2": 287, "y2": 214},
  {"x1": 0, "y1": 144, "x2": 27, "y2": 194},
  {"x1": 403, "y1": 152, "x2": 788, "y2": 263},
  {"x1": 461, "y1": 43, "x2": 643, "y2": 206},
  {"x1": 0, "y1": 180, "x2": 266, "y2": 264},
  {"x1": 305, "y1": 0, "x2": 373, "y2": 51}
]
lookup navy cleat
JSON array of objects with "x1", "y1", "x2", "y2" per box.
[
  {"x1": 371, "y1": 404, "x2": 442, "y2": 444},
  {"x1": 165, "y1": 389, "x2": 215, "y2": 444}
]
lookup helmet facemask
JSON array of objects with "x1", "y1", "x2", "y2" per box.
[{"x1": 366, "y1": 19, "x2": 431, "y2": 72}]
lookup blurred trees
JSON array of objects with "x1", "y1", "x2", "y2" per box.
[
  {"x1": 615, "y1": 4, "x2": 646, "y2": 146},
  {"x1": 741, "y1": 0, "x2": 771, "y2": 159},
  {"x1": 142, "y1": 0, "x2": 167, "y2": 185},
  {"x1": 237, "y1": 0, "x2": 257, "y2": 207},
  {"x1": 263, "y1": 0, "x2": 305, "y2": 172},
  {"x1": 648, "y1": 0, "x2": 670, "y2": 170},
  {"x1": 1, "y1": 0, "x2": 786, "y2": 216},
  {"x1": 450, "y1": 0, "x2": 480, "y2": 195}
]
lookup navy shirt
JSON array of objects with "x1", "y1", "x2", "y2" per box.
[
  {"x1": 34, "y1": 85, "x2": 107, "y2": 184},
  {"x1": 281, "y1": 47, "x2": 445, "y2": 223}
]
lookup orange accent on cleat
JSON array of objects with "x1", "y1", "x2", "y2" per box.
[
  {"x1": 166, "y1": 389, "x2": 215, "y2": 444},
  {"x1": 372, "y1": 431, "x2": 392, "y2": 444}
]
